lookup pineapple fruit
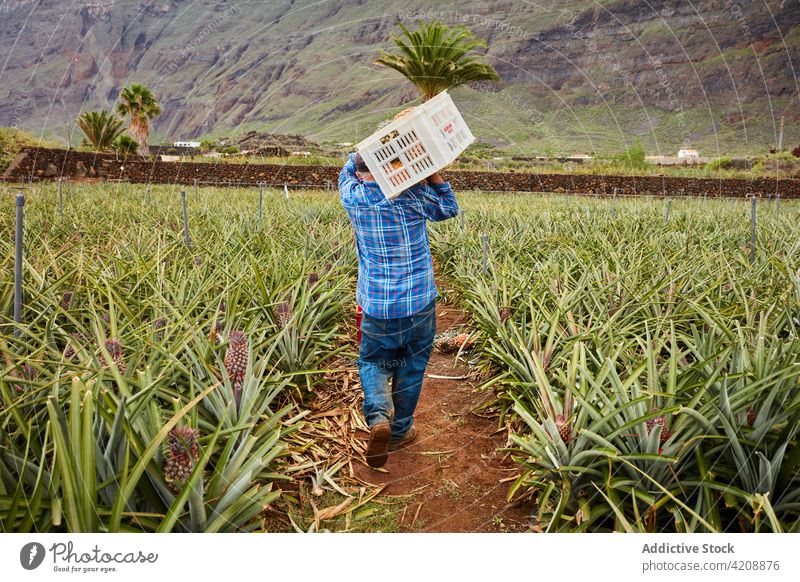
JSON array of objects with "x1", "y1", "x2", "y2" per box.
[
  {"x1": 163, "y1": 426, "x2": 200, "y2": 493},
  {"x1": 555, "y1": 414, "x2": 572, "y2": 444},
  {"x1": 646, "y1": 409, "x2": 672, "y2": 443},
  {"x1": 275, "y1": 301, "x2": 292, "y2": 328},
  {"x1": 63, "y1": 331, "x2": 86, "y2": 360},
  {"x1": 61, "y1": 291, "x2": 73, "y2": 310},
  {"x1": 225, "y1": 330, "x2": 248, "y2": 408},
  {"x1": 434, "y1": 329, "x2": 475, "y2": 354},
  {"x1": 100, "y1": 339, "x2": 126, "y2": 373},
  {"x1": 154, "y1": 318, "x2": 167, "y2": 340}
]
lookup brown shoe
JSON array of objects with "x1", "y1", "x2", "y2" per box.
[
  {"x1": 388, "y1": 426, "x2": 417, "y2": 451},
  {"x1": 365, "y1": 422, "x2": 391, "y2": 468}
]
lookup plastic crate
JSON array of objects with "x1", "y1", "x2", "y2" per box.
[{"x1": 356, "y1": 91, "x2": 474, "y2": 199}]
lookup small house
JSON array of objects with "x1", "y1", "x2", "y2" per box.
[{"x1": 677, "y1": 148, "x2": 699, "y2": 159}]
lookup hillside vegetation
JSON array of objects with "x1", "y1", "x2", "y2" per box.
[{"x1": 0, "y1": 1, "x2": 797, "y2": 156}]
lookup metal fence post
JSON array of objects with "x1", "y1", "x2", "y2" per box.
[
  {"x1": 750, "y1": 195, "x2": 757, "y2": 265},
  {"x1": 612, "y1": 187, "x2": 617, "y2": 219},
  {"x1": 482, "y1": 233, "x2": 489, "y2": 274},
  {"x1": 258, "y1": 183, "x2": 263, "y2": 220},
  {"x1": 14, "y1": 189, "x2": 25, "y2": 336},
  {"x1": 58, "y1": 178, "x2": 63, "y2": 216},
  {"x1": 665, "y1": 198, "x2": 672, "y2": 223},
  {"x1": 284, "y1": 183, "x2": 289, "y2": 201},
  {"x1": 181, "y1": 190, "x2": 192, "y2": 249}
]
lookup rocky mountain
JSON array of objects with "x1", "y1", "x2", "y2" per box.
[{"x1": 1, "y1": 0, "x2": 797, "y2": 155}]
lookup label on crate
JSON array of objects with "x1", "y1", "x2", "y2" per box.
[{"x1": 380, "y1": 130, "x2": 399, "y2": 144}]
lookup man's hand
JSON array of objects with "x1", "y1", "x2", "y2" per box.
[{"x1": 427, "y1": 172, "x2": 445, "y2": 185}]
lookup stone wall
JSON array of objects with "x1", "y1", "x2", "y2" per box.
[{"x1": 4, "y1": 147, "x2": 799, "y2": 198}]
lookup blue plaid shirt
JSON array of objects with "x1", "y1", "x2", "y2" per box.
[{"x1": 339, "y1": 153, "x2": 459, "y2": 319}]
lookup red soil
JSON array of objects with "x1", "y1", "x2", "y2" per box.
[{"x1": 352, "y1": 307, "x2": 533, "y2": 532}]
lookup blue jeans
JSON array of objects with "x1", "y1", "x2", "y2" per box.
[{"x1": 358, "y1": 298, "x2": 436, "y2": 442}]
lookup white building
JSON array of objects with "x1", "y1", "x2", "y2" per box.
[
  {"x1": 677, "y1": 148, "x2": 699, "y2": 158},
  {"x1": 173, "y1": 141, "x2": 201, "y2": 148}
]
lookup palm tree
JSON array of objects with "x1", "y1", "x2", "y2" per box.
[
  {"x1": 375, "y1": 21, "x2": 500, "y2": 101},
  {"x1": 116, "y1": 84, "x2": 161, "y2": 156},
  {"x1": 76, "y1": 110, "x2": 125, "y2": 152}
]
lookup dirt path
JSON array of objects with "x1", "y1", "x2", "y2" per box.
[{"x1": 351, "y1": 305, "x2": 532, "y2": 532}]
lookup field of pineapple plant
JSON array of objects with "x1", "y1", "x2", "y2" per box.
[
  {"x1": 1, "y1": 183, "x2": 361, "y2": 532},
  {"x1": 1, "y1": 183, "x2": 799, "y2": 533},
  {"x1": 431, "y1": 193, "x2": 800, "y2": 532}
]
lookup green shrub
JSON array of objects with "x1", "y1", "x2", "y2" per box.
[
  {"x1": 615, "y1": 142, "x2": 648, "y2": 171},
  {"x1": 752, "y1": 152, "x2": 800, "y2": 178},
  {"x1": 706, "y1": 156, "x2": 732, "y2": 171},
  {"x1": 0, "y1": 127, "x2": 60, "y2": 173},
  {"x1": 113, "y1": 134, "x2": 139, "y2": 158}
]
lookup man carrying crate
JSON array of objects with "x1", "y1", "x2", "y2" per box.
[{"x1": 339, "y1": 152, "x2": 459, "y2": 468}]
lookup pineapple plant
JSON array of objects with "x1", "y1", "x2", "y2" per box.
[
  {"x1": 100, "y1": 339, "x2": 125, "y2": 373},
  {"x1": 554, "y1": 414, "x2": 572, "y2": 444},
  {"x1": 12, "y1": 363, "x2": 37, "y2": 393},
  {"x1": 746, "y1": 407, "x2": 756, "y2": 427},
  {"x1": 61, "y1": 291, "x2": 73, "y2": 310},
  {"x1": 163, "y1": 425, "x2": 201, "y2": 493},
  {"x1": 275, "y1": 300, "x2": 292, "y2": 328},
  {"x1": 225, "y1": 330, "x2": 248, "y2": 408},
  {"x1": 645, "y1": 408, "x2": 672, "y2": 443},
  {"x1": 63, "y1": 332, "x2": 86, "y2": 360},
  {"x1": 154, "y1": 317, "x2": 167, "y2": 340}
]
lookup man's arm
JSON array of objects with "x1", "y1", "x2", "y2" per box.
[
  {"x1": 411, "y1": 172, "x2": 459, "y2": 222},
  {"x1": 338, "y1": 152, "x2": 361, "y2": 205}
]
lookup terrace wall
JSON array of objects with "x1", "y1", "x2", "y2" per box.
[{"x1": 4, "y1": 147, "x2": 799, "y2": 198}]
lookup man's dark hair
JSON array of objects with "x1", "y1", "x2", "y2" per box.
[{"x1": 354, "y1": 152, "x2": 370, "y2": 173}]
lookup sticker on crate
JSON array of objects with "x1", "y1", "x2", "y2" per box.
[{"x1": 356, "y1": 91, "x2": 474, "y2": 199}]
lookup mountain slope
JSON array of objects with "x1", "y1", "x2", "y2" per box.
[{"x1": 1, "y1": 0, "x2": 797, "y2": 155}]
